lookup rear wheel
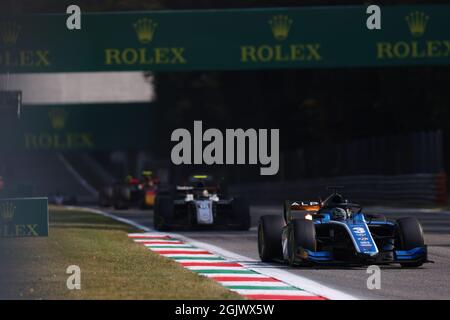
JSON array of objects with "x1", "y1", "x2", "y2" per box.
[
  {"x1": 258, "y1": 215, "x2": 284, "y2": 262},
  {"x1": 154, "y1": 196, "x2": 174, "y2": 231},
  {"x1": 288, "y1": 219, "x2": 316, "y2": 266},
  {"x1": 397, "y1": 217, "x2": 425, "y2": 268},
  {"x1": 113, "y1": 186, "x2": 130, "y2": 210},
  {"x1": 99, "y1": 186, "x2": 113, "y2": 207},
  {"x1": 113, "y1": 199, "x2": 128, "y2": 210}
]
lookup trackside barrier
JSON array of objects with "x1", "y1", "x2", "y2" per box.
[
  {"x1": 436, "y1": 172, "x2": 448, "y2": 205},
  {"x1": 230, "y1": 173, "x2": 448, "y2": 206}
]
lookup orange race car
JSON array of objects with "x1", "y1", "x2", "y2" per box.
[{"x1": 99, "y1": 170, "x2": 159, "y2": 210}]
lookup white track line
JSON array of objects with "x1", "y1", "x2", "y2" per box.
[
  {"x1": 69, "y1": 206, "x2": 359, "y2": 300},
  {"x1": 160, "y1": 253, "x2": 221, "y2": 258},
  {"x1": 145, "y1": 244, "x2": 194, "y2": 248},
  {"x1": 229, "y1": 289, "x2": 315, "y2": 296},
  {"x1": 149, "y1": 247, "x2": 207, "y2": 252},
  {"x1": 185, "y1": 266, "x2": 249, "y2": 270},
  {"x1": 57, "y1": 154, "x2": 98, "y2": 197},
  {"x1": 202, "y1": 273, "x2": 268, "y2": 278},
  {"x1": 220, "y1": 281, "x2": 292, "y2": 287}
]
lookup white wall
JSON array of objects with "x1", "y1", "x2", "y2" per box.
[{"x1": 0, "y1": 71, "x2": 155, "y2": 105}]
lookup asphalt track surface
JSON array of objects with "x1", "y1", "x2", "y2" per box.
[{"x1": 101, "y1": 205, "x2": 450, "y2": 300}]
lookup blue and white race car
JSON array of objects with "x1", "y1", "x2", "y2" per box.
[
  {"x1": 258, "y1": 188, "x2": 429, "y2": 267},
  {"x1": 154, "y1": 175, "x2": 250, "y2": 231}
]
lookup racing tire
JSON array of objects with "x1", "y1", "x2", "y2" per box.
[
  {"x1": 139, "y1": 201, "x2": 149, "y2": 210},
  {"x1": 397, "y1": 217, "x2": 425, "y2": 268},
  {"x1": 288, "y1": 219, "x2": 316, "y2": 266},
  {"x1": 113, "y1": 186, "x2": 130, "y2": 210},
  {"x1": 258, "y1": 215, "x2": 284, "y2": 262},
  {"x1": 99, "y1": 186, "x2": 113, "y2": 207},
  {"x1": 232, "y1": 197, "x2": 251, "y2": 231},
  {"x1": 154, "y1": 195, "x2": 174, "y2": 231}
]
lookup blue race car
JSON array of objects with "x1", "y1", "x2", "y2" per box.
[{"x1": 258, "y1": 188, "x2": 429, "y2": 267}]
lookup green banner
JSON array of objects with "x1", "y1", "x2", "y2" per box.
[
  {"x1": 0, "y1": 197, "x2": 48, "y2": 237},
  {"x1": 0, "y1": 103, "x2": 156, "y2": 151},
  {"x1": 1, "y1": 5, "x2": 449, "y2": 73}
]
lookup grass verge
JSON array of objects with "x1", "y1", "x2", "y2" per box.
[{"x1": 0, "y1": 206, "x2": 242, "y2": 300}]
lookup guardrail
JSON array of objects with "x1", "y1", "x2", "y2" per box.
[{"x1": 230, "y1": 173, "x2": 448, "y2": 206}]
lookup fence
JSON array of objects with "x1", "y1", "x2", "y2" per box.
[
  {"x1": 230, "y1": 173, "x2": 448, "y2": 206},
  {"x1": 224, "y1": 130, "x2": 446, "y2": 184},
  {"x1": 284, "y1": 130, "x2": 445, "y2": 179}
]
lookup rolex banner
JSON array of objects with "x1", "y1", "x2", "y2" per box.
[
  {"x1": 1, "y1": 4, "x2": 449, "y2": 73},
  {"x1": 0, "y1": 197, "x2": 49, "y2": 237},
  {"x1": 1, "y1": 102, "x2": 156, "y2": 151}
]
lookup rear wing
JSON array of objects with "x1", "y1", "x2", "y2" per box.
[
  {"x1": 291, "y1": 201, "x2": 321, "y2": 212},
  {"x1": 175, "y1": 185, "x2": 218, "y2": 193},
  {"x1": 283, "y1": 200, "x2": 321, "y2": 222},
  {"x1": 176, "y1": 186, "x2": 194, "y2": 191}
]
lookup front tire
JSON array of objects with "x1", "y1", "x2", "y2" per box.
[
  {"x1": 258, "y1": 215, "x2": 284, "y2": 262},
  {"x1": 154, "y1": 196, "x2": 174, "y2": 231},
  {"x1": 288, "y1": 219, "x2": 316, "y2": 266},
  {"x1": 113, "y1": 186, "x2": 130, "y2": 210},
  {"x1": 99, "y1": 186, "x2": 113, "y2": 207},
  {"x1": 397, "y1": 217, "x2": 425, "y2": 268}
]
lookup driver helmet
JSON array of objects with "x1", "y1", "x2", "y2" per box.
[
  {"x1": 332, "y1": 207, "x2": 347, "y2": 220},
  {"x1": 196, "y1": 181, "x2": 205, "y2": 189}
]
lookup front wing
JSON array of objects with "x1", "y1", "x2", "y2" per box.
[{"x1": 297, "y1": 246, "x2": 429, "y2": 265}]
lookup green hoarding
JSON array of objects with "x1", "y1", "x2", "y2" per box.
[
  {"x1": 1, "y1": 5, "x2": 449, "y2": 73},
  {"x1": 0, "y1": 103, "x2": 156, "y2": 151},
  {"x1": 0, "y1": 197, "x2": 48, "y2": 237}
]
